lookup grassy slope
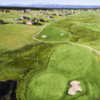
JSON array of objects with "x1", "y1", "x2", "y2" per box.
[{"x1": 25, "y1": 44, "x2": 100, "y2": 100}]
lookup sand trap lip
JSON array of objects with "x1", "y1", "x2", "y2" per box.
[{"x1": 68, "y1": 80, "x2": 82, "y2": 96}]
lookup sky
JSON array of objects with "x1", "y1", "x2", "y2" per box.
[{"x1": 0, "y1": 0, "x2": 100, "y2": 6}]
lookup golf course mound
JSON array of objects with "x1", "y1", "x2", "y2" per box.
[{"x1": 17, "y1": 43, "x2": 100, "y2": 100}]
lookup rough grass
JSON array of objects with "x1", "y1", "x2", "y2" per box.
[
  {"x1": 0, "y1": 24, "x2": 41, "y2": 51},
  {"x1": 0, "y1": 10, "x2": 66, "y2": 80},
  {"x1": 0, "y1": 43, "x2": 53, "y2": 80}
]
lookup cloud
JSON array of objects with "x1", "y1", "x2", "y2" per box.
[{"x1": 0, "y1": 0, "x2": 100, "y2": 6}]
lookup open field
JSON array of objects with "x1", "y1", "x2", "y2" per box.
[{"x1": 0, "y1": 9, "x2": 100, "y2": 100}]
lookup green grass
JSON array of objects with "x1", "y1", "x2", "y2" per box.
[
  {"x1": 0, "y1": 43, "x2": 53, "y2": 80},
  {"x1": 0, "y1": 24, "x2": 41, "y2": 51},
  {"x1": 0, "y1": 10, "x2": 100, "y2": 100},
  {"x1": 0, "y1": 12, "x2": 21, "y2": 19},
  {"x1": 19, "y1": 11, "x2": 100, "y2": 100},
  {"x1": 0, "y1": 11, "x2": 65, "y2": 51},
  {"x1": 24, "y1": 44, "x2": 100, "y2": 100},
  {"x1": 0, "y1": 10, "x2": 66, "y2": 80},
  {"x1": 36, "y1": 11, "x2": 100, "y2": 50}
]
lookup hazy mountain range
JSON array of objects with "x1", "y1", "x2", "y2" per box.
[{"x1": 0, "y1": 4, "x2": 100, "y2": 8}]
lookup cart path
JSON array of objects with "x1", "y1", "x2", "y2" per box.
[{"x1": 33, "y1": 36, "x2": 100, "y2": 55}]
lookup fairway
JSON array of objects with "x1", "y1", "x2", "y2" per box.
[
  {"x1": 0, "y1": 24, "x2": 42, "y2": 50},
  {"x1": 36, "y1": 11, "x2": 100, "y2": 50},
  {"x1": 0, "y1": 10, "x2": 100, "y2": 100}
]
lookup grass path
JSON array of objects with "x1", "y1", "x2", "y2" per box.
[
  {"x1": 72, "y1": 43, "x2": 100, "y2": 55},
  {"x1": 34, "y1": 23, "x2": 50, "y2": 36}
]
